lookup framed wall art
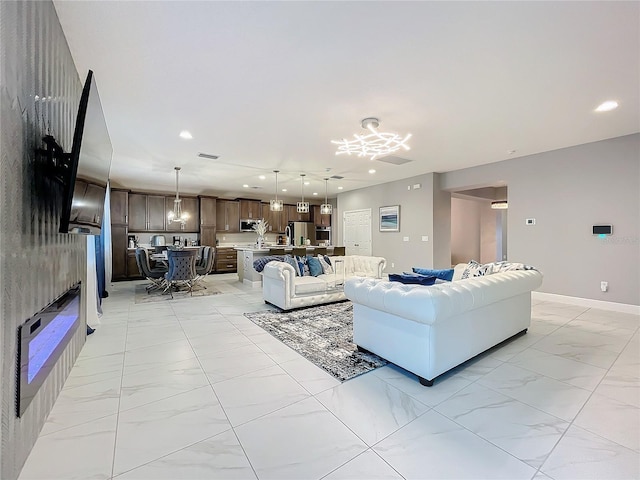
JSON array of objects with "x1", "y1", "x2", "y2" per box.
[{"x1": 379, "y1": 205, "x2": 400, "y2": 232}]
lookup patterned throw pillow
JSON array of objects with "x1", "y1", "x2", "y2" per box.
[
  {"x1": 296, "y1": 255, "x2": 311, "y2": 276},
  {"x1": 284, "y1": 254, "x2": 301, "y2": 276},
  {"x1": 461, "y1": 260, "x2": 483, "y2": 279},
  {"x1": 480, "y1": 261, "x2": 536, "y2": 275},
  {"x1": 317, "y1": 255, "x2": 333, "y2": 274}
]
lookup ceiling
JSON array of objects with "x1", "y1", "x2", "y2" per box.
[{"x1": 53, "y1": 1, "x2": 639, "y2": 201}]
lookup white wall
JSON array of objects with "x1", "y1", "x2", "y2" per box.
[
  {"x1": 336, "y1": 134, "x2": 639, "y2": 305},
  {"x1": 442, "y1": 134, "x2": 640, "y2": 305},
  {"x1": 338, "y1": 173, "x2": 451, "y2": 273}
]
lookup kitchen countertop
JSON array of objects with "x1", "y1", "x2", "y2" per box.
[{"x1": 233, "y1": 245, "x2": 335, "y2": 252}]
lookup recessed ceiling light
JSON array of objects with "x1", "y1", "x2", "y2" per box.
[
  {"x1": 595, "y1": 100, "x2": 619, "y2": 112},
  {"x1": 179, "y1": 130, "x2": 193, "y2": 139},
  {"x1": 312, "y1": 192, "x2": 318, "y2": 196},
  {"x1": 259, "y1": 175, "x2": 266, "y2": 180},
  {"x1": 282, "y1": 188, "x2": 287, "y2": 192},
  {"x1": 242, "y1": 184, "x2": 249, "y2": 188},
  {"x1": 369, "y1": 169, "x2": 376, "y2": 174},
  {"x1": 338, "y1": 186, "x2": 343, "y2": 190},
  {"x1": 304, "y1": 181, "x2": 310, "y2": 186}
]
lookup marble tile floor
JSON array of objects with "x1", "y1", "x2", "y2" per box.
[{"x1": 19, "y1": 275, "x2": 640, "y2": 480}]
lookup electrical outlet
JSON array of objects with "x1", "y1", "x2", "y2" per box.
[
  {"x1": 403, "y1": 236, "x2": 409, "y2": 242},
  {"x1": 526, "y1": 218, "x2": 536, "y2": 225},
  {"x1": 601, "y1": 281, "x2": 608, "y2": 292},
  {"x1": 391, "y1": 262, "x2": 395, "y2": 268},
  {"x1": 421, "y1": 236, "x2": 429, "y2": 242},
  {"x1": 407, "y1": 185, "x2": 411, "y2": 191}
]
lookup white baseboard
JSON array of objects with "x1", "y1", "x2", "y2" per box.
[{"x1": 532, "y1": 292, "x2": 640, "y2": 315}]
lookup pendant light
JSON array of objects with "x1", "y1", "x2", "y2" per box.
[
  {"x1": 270, "y1": 170, "x2": 283, "y2": 211},
  {"x1": 320, "y1": 178, "x2": 332, "y2": 215},
  {"x1": 297, "y1": 174, "x2": 309, "y2": 213},
  {"x1": 167, "y1": 166, "x2": 189, "y2": 228}
]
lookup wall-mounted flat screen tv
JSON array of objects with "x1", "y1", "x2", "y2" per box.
[{"x1": 59, "y1": 70, "x2": 112, "y2": 235}]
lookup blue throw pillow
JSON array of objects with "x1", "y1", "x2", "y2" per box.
[
  {"x1": 389, "y1": 273, "x2": 437, "y2": 285},
  {"x1": 412, "y1": 267, "x2": 454, "y2": 282},
  {"x1": 306, "y1": 256, "x2": 323, "y2": 277}
]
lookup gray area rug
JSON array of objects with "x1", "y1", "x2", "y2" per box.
[
  {"x1": 135, "y1": 278, "x2": 221, "y2": 304},
  {"x1": 244, "y1": 301, "x2": 388, "y2": 382}
]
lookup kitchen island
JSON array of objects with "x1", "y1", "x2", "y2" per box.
[{"x1": 234, "y1": 245, "x2": 337, "y2": 286}]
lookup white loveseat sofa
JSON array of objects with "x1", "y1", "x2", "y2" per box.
[
  {"x1": 262, "y1": 255, "x2": 386, "y2": 310},
  {"x1": 344, "y1": 268, "x2": 543, "y2": 386}
]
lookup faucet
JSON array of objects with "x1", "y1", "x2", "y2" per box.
[{"x1": 284, "y1": 225, "x2": 291, "y2": 246}]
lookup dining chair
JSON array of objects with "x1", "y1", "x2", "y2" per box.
[
  {"x1": 332, "y1": 246, "x2": 346, "y2": 256},
  {"x1": 163, "y1": 249, "x2": 198, "y2": 298},
  {"x1": 194, "y1": 246, "x2": 215, "y2": 285},
  {"x1": 292, "y1": 247, "x2": 306, "y2": 257},
  {"x1": 268, "y1": 248, "x2": 286, "y2": 255},
  {"x1": 313, "y1": 247, "x2": 327, "y2": 256},
  {"x1": 135, "y1": 247, "x2": 167, "y2": 291}
]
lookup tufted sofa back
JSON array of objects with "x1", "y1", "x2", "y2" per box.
[{"x1": 345, "y1": 269, "x2": 543, "y2": 326}]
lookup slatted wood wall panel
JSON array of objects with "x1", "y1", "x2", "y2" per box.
[{"x1": 0, "y1": 2, "x2": 86, "y2": 478}]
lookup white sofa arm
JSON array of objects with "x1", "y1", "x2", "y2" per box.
[
  {"x1": 263, "y1": 261, "x2": 295, "y2": 283},
  {"x1": 345, "y1": 270, "x2": 543, "y2": 326}
]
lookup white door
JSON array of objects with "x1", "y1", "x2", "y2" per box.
[{"x1": 343, "y1": 209, "x2": 372, "y2": 256}]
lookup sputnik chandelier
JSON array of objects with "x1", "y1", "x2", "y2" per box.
[{"x1": 331, "y1": 117, "x2": 411, "y2": 160}]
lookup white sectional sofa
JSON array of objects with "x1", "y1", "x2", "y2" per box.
[
  {"x1": 262, "y1": 255, "x2": 386, "y2": 310},
  {"x1": 344, "y1": 268, "x2": 543, "y2": 386}
]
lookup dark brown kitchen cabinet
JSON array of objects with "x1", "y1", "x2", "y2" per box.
[
  {"x1": 111, "y1": 225, "x2": 128, "y2": 280},
  {"x1": 286, "y1": 204, "x2": 310, "y2": 223},
  {"x1": 312, "y1": 205, "x2": 331, "y2": 227},
  {"x1": 128, "y1": 194, "x2": 166, "y2": 231},
  {"x1": 200, "y1": 226, "x2": 216, "y2": 247},
  {"x1": 110, "y1": 189, "x2": 128, "y2": 225},
  {"x1": 263, "y1": 202, "x2": 286, "y2": 233},
  {"x1": 199, "y1": 196, "x2": 217, "y2": 226},
  {"x1": 216, "y1": 200, "x2": 240, "y2": 232},
  {"x1": 127, "y1": 250, "x2": 142, "y2": 279},
  {"x1": 166, "y1": 196, "x2": 199, "y2": 232},
  {"x1": 239, "y1": 199, "x2": 262, "y2": 220},
  {"x1": 215, "y1": 247, "x2": 237, "y2": 272}
]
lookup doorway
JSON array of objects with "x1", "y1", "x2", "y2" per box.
[
  {"x1": 343, "y1": 209, "x2": 372, "y2": 256},
  {"x1": 450, "y1": 186, "x2": 507, "y2": 264}
]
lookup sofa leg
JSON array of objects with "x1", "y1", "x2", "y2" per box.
[{"x1": 419, "y1": 376, "x2": 434, "y2": 387}]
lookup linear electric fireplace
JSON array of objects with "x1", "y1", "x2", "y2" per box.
[{"x1": 16, "y1": 283, "x2": 82, "y2": 417}]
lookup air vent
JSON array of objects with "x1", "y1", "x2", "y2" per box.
[
  {"x1": 376, "y1": 155, "x2": 412, "y2": 165},
  {"x1": 197, "y1": 152, "x2": 219, "y2": 160},
  {"x1": 330, "y1": 175, "x2": 344, "y2": 180}
]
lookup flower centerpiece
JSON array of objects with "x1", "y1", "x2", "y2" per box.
[{"x1": 252, "y1": 218, "x2": 269, "y2": 247}]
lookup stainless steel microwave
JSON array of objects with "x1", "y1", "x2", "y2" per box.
[{"x1": 240, "y1": 219, "x2": 258, "y2": 232}]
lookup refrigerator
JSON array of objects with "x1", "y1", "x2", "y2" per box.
[{"x1": 287, "y1": 222, "x2": 315, "y2": 246}]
